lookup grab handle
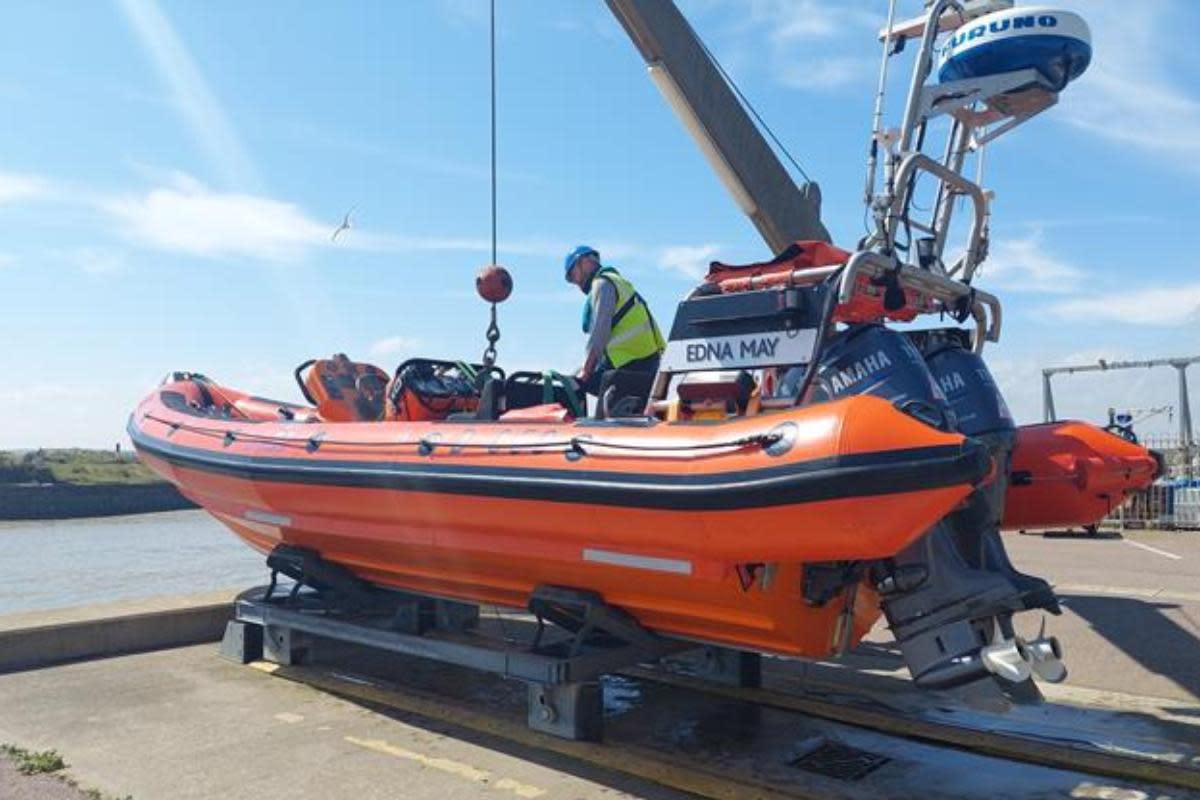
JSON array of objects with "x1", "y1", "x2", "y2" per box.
[{"x1": 293, "y1": 359, "x2": 318, "y2": 406}]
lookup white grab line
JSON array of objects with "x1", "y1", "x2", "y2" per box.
[{"x1": 1123, "y1": 539, "x2": 1182, "y2": 561}]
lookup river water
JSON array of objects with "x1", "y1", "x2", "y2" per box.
[{"x1": 0, "y1": 510, "x2": 269, "y2": 615}]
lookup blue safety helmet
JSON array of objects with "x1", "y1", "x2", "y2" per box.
[{"x1": 563, "y1": 245, "x2": 598, "y2": 279}]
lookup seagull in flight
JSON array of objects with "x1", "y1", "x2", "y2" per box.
[{"x1": 331, "y1": 208, "x2": 354, "y2": 243}]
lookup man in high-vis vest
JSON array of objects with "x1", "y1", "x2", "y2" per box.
[{"x1": 564, "y1": 245, "x2": 666, "y2": 397}]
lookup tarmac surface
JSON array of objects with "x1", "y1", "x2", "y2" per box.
[
  {"x1": 0, "y1": 644, "x2": 690, "y2": 800},
  {"x1": 839, "y1": 529, "x2": 1200, "y2": 706},
  {"x1": 1009, "y1": 529, "x2": 1200, "y2": 705},
  {"x1": 0, "y1": 528, "x2": 1198, "y2": 799}
]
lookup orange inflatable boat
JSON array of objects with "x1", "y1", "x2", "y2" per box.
[
  {"x1": 131, "y1": 274, "x2": 1070, "y2": 690},
  {"x1": 130, "y1": 370, "x2": 986, "y2": 657},
  {"x1": 1003, "y1": 421, "x2": 1162, "y2": 531}
]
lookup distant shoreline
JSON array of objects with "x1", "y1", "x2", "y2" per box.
[
  {"x1": 1, "y1": 448, "x2": 196, "y2": 520},
  {"x1": 0, "y1": 483, "x2": 197, "y2": 521}
]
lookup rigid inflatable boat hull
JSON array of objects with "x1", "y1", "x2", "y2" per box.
[{"x1": 131, "y1": 379, "x2": 988, "y2": 656}]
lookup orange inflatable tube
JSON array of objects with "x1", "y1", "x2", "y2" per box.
[
  {"x1": 131, "y1": 375, "x2": 990, "y2": 657},
  {"x1": 1003, "y1": 421, "x2": 1161, "y2": 531}
]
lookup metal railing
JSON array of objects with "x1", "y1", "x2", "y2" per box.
[{"x1": 1100, "y1": 437, "x2": 1200, "y2": 529}]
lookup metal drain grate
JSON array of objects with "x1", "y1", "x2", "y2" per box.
[{"x1": 790, "y1": 740, "x2": 890, "y2": 782}]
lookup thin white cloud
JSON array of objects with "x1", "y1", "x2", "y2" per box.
[
  {"x1": 976, "y1": 232, "x2": 1083, "y2": 294},
  {"x1": 1057, "y1": 0, "x2": 1200, "y2": 171},
  {"x1": 1046, "y1": 283, "x2": 1200, "y2": 327},
  {"x1": 349, "y1": 231, "x2": 566, "y2": 259},
  {"x1": 97, "y1": 172, "x2": 575, "y2": 263},
  {"x1": 1010, "y1": 214, "x2": 1165, "y2": 231},
  {"x1": 761, "y1": 0, "x2": 879, "y2": 43},
  {"x1": 0, "y1": 172, "x2": 49, "y2": 204},
  {"x1": 116, "y1": 0, "x2": 260, "y2": 191},
  {"x1": 778, "y1": 56, "x2": 876, "y2": 91},
  {"x1": 436, "y1": 0, "x2": 489, "y2": 27},
  {"x1": 9, "y1": 165, "x2": 687, "y2": 272},
  {"x1": 658, "y1": 244, "x2": 721, "y2": 280},
  {"x1": 697, "y1": 0, "x2": 882, "y2": 93},
  {"x1": 0, "y1": 253, "x2": 13, "y2": 269},
  {"x1": 520, "y1": 288, "x2": 581, "y2": 305},
  {"x1": 101, "y1": 178, "x2": 327, "y2": 261},
  {"x1": 281, "y1": 122, "x2": 545, "y2": 185},
  {"x1": 368, "y1": 336, "x2": 422, "y2": 359},
  {"x1": 68, "y1": 247, "x2": 126, "y2": 275},
  {"x1": 0, "y1": 382, "x2": 74, "y2": 404}
]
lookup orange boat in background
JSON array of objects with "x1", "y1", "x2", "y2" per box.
[{"x1": 1004, "y1": 421, "x2": 1162, "y2": 532}]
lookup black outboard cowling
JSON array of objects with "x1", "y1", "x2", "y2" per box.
[
  {"x1": 797, "y1": 324, "x2": 1064, "y2": 690},
  {"x1": 908, "y1": 328, "x2": 1012, "y2": 436},
  {"x1": 801, "y1": 324, "x2": 951, "y2": 428}
]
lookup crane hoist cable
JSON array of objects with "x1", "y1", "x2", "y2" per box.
[
  {"x1": 490, "y1": 0, "x2": 498, "y2": 267},
  {"x1": 481, "y1": 0, "x2": 502, "y2": 368}
]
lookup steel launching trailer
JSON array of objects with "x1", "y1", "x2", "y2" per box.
[
  {"x1": 215, "y1": 551, "x2": 1200, "y2": 794},
  {"x1": 220, "y1": 544, "x2": 760, "y2": 741}
]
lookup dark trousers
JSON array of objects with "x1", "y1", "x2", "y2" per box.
[{"x1": 579, "y1": 352, "x2": 661, "y2": 398}]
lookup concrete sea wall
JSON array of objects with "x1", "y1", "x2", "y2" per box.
[{"x1": 0, "y1": 483, "x2": 197, "y2": 520}]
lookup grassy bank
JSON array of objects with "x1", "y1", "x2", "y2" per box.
[
  {"x1": 0, "y1": 449, "x2": 160, "y2": 486},
  {"x1": 0, "y1": 451, "x2": 194, "y2": 519}
]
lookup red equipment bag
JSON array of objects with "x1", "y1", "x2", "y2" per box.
[{"x1": 705, "y1": 240, "x2": 927, "y2": 324}]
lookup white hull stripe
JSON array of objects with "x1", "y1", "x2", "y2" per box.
[
  {"x1": 244, "y1": 509, "x2": 293, "y2": 527},
  {"x1": 582, "y1": 548, "x2": 693, "y2": 575}
]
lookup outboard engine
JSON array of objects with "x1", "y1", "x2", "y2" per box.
[
  {"x1": 801, "y1": 324, "x2": 1064, "y2": 689},
  {"x1": 909, "y1": 329, "x2": 1058, "y2": 613}
]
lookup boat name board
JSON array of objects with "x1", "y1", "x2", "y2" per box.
[{"x1": 662, "y1": 329, "x2": 816, "y2": 372}]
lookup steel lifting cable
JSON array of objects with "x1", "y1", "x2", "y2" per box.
[
  {"x1": 691, "y1": 27, "x2": 813, "y2": 185},
  {"x1": 481, "y1": 0, "x2": 502, "y2": 368}
]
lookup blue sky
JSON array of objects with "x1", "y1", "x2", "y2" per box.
[{"x1": 2, "y1": 0, "x2": 1198, "y2": 448}]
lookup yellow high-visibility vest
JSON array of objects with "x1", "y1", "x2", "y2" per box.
[{"x1": 587, "y1": 268, "x2": 665, "y2": 368}]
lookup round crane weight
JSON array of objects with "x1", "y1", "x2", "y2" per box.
[{"x1": 476, "y1": 264, "x2": 513, "y2": 303}]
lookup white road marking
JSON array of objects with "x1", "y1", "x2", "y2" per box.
[
  {"x1": 582, "y1": 548, "x2": 693, "y2": 575},
  {"x1": 330, "y1": 671, "x2": 377, "y2": 687},
  {"x1": 1122, "y1": 539, "x2": 1182, "y2": 561}
]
